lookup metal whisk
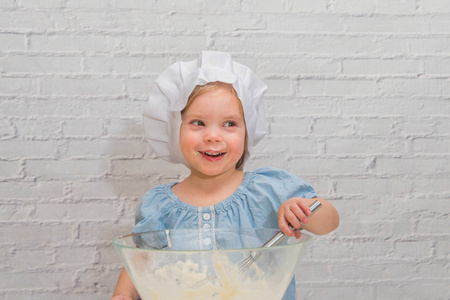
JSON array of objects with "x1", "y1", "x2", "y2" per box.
[{"x1": 193, "y1": 200, "x2": 322, "y2": 288}]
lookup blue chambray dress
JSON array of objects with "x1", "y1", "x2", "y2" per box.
[{"x1": 132, "y1": 167, "x2": 317, "y2": 300}]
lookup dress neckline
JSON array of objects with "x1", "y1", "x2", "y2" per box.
[{"x1": 165, "y1": 171, "x2": 252, "y2": 213}]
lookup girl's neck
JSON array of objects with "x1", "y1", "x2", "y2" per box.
[{"x1": 172, "y1": 169, "x2": 245, "y2": 207}]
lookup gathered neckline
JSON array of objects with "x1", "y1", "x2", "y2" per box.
[{"x1": 163, "y1": 171, "x2": 253, "y2": 213}]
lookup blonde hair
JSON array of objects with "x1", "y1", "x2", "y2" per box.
[{"x1": 182, "y1": 82, "x2": 248, "y2": 169}]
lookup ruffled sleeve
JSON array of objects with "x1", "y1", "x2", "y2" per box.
[{"x1": 132, "y1": 185, "x2": 175, "y2": 234}]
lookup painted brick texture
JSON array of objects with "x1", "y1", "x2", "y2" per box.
[{"x1": 1, "y1": 1, "x2": 449, "y2": 299}]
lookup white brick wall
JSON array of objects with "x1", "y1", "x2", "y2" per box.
[{"x1": 1, "y1": 1, "x2": 449, "y2": 299}]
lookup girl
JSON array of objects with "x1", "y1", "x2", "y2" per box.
[{"x1": 112, "y1": 52, "x2": 339, "y2": 300}]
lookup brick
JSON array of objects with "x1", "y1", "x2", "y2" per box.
[
  {"x1": 104, "y1": 118, "x2": 142, "y2": 137},
  {"x1": 66, "y1": 0, "x2": 111, "y2": 9},
  {"x1": 265, "y1": 15, "x2": 345, "y2": 32},
  {"x1": 376, "y1": 158, "x2": 449, "y2": 176},
  {"x1": 0, "y1": 119, "x2": 14, "y2": 137},
  {"x1": 343, "y1": 58, "x2": 419, "y2": 75},
  {"x1": 54, "y1": 246, "x2": 97, "y2": 264},
  {"x1": 255, "y1": 136, "x2": 318, "y2": 155},
  {"x1": 0, "y1": 271, "x2": 74, "y2": 289},
  {"x1": 17, "y1": 0, "x2": 66, "y2": 9},
  {"x1": 412, "y1": 138, "x2": 450, "y2": 154},
  {"x1": 66, "y1": 140, "x2": 146, "y2": 158},
  {"x1": 0, "y1": 99, "x2": 87, "y2": 117},
  {"x1": 354, "y1": 118, "x2": 396, "y2": 136},
  {"x1": 86, "y1": 100, "x2": 143, "y2": 117},
  {"x1": 312, "y1": 118, "x2": 355, "y2": 136},
  {"x1": 400, "y1": 118, "x2": 436, "y2": 136},
  {"x1": 70, "y1": 180, "x2": 156, "y2": 199},
  {"x1": 288, "y1": 158, "x2": 369, "y2": 176},
  {"x1": 62, "y1": 118, "x2": 103, "y2": 137},
  {"x1": 413, "y1": 178, "x2": 449, "y2": 194},
  {"x1": 435, "y1": 240, "x2": 450, "y2": 257},
  {"x1": 0, "y1": 181, "x2": 64, "y2": 199},
  {"x1": 393, "y1": 241, "x2": 434, "y2": 259},
  {"x1": 0, "y1": 204, "x2": 34, "y2": 221},
  {"x1": 126, "y1": 77, "x2": 156, "y2": 96},
  {"x1": 335, "y1": 178, "x2": 413, "y2": 195},
  {"x1": 124, "y1": 35, "x2": 207, "y2": 53},
  {"x1": 294, "y1": 263, "x2": 332, "y2": 283},
  {"x1": 34, "y1": 203, "x2": 119, "y2": 221},
  {"x1": 380, "y1": 78, "x2": 450, "y2": 96},
  {"x1": 345, "y1": 16, "x2": 428, "y2": 33},
  {"x1": 417, "y1": 262, "x2": 450, "y2": 278},
  {"x1": 375, "y1": 280, "x2": 450, "y2": 299},
  {"x1": 78, "y1": 221, "x2": 133, "y2": 243},
  {"x1": 270, "y1": 116, "x2": 310, "y2": 135},
  {"x1": 421, "y1": 0, "x2": 450, "y2": 13},
  {"x1": 110, "y1": 0, "x2": 154, "y2": 9},
  {"x1": 29, "y1": 34, "x2": 121, "y2": 53},
  {"x1": 328, "y1": 0, "x2": 377, "y2": 14},
  {"x1": 25, "y1": 159, "x2": 108, "y2": 179},
  {"x1": 5, "y1": 249, "x2": 54, "y2": 269},
  {"x1": 266, "y1": 98, "x2": 340, "y2": 117},
  {"x1": 13, "y1": 118, "x2": 62, "y2": 138},
  {"x1": 84, "y1": 56, "x2": 171, "y2": 75},
  {"x1": 299, "y1": 79, "x2": 378, "y2": 96},
  {"x1": 0, "y1": 11, "x2": 71, "y2": 31},
  {"x1": 299, "y1": 285, "x2": 373, "y2": 300},
  {"x1": 340, "y1": 98, "x2": 449, "y2": 117},
  {"x1": 0, "y1": 78, "x2": 37, "y2": 95},
  {"x1": 169, "y1": 13, "x2": 265, "y2": 32},
  {"x1": 264, "y1": 79, "x2": 292, "y2": 96},
  {"x1": 0, "y1": 33, "x2": 25, "y2": 51},
  {"x1": 292, "y1": 0, "x2": 327, "y2": 12},
  {"x1": 41, "y1": 77, "x2": 123, "y2": 96},
  {"x1": 424, "y1": 57, "x2": 450, "y2": 75},
  {"x1": 417, "y1": 218, "x2": 450, "y2": 235},
  {"x1": 214, "y1": 35, "x2": 297, "y2": 54},
  {"x1": 0, "y1": 141, "x2": 59, "y2": 159},
  {"x1": 0, "y1": 0, "x2": 16, "y2": 8},
  {"x1": 0, "y1": 161, "x2": 19, "y2": 178},
  {"x1": 429, "y1": 16, "x2": 450, "y2": 34},
  {"x1": 377, "y1": 0, "x2": 417, "y2": 14},
  {"x1": 241, "y1": 0, "x2": 288, "y2": 12},
  {"x1": 333, "y1": 262, "x2": 415, "y2": 281},
  {"x1": 0, "y1": 223, "x2": 74, "y2": 245},
  {"x1": 111, "y1": 158, "x2": 188, "y2": 177},
  {"x1": 325, "y1": 137, "x2": 406, "y2": 155},
  {"x1": 0, "y1": 55, "x2": 82, "y2": 74},
  {"x1": 259, "y1": 57, "x2": 339, "y2": 75}
]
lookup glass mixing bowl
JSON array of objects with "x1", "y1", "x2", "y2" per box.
[{"x1": 113, "y1": 228, "x2": 311, "y2": 300}]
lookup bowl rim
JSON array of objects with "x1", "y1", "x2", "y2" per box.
[{"x1": 112, "y1": 227, "x2": 312, "y2": 253}]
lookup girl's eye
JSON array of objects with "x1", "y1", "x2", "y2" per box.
[
  {"x1": 224, "y1": 121, "x2": 237, "y2": 127},
  {"x1": 191, "y1": 120, "x2": 204, "y2": 126}
]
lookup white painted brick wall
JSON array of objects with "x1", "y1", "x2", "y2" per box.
[{"x1": 1, "y1": 1, "x2": 449, "y2": 299}]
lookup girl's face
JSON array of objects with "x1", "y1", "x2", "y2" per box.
[{"x1": 180, "y1": 86, "x2": 246, "y2": 177}]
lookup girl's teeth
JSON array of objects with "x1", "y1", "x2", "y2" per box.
[{"x1": 203, "y1": 152, "x2": 223, "y2": 157}]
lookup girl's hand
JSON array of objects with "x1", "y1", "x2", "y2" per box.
[{"x1": 277, "y1": 197, "x2": 312, "y2": 238}]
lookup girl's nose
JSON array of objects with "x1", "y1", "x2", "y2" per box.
[{"x1": 204, "y1": 127, "x2": 222, "y2": 143}]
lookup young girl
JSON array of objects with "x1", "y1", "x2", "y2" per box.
[{"x1": 112, "y1": 51, "x2": 339, "y2": 300}]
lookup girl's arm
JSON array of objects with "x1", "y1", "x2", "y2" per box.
[
  {"x1": 277, "y1": 197, "x2": 339, "y2": 237},
  {"x1": 111, "y1": 268, "x2": 140, "y2": 300}
]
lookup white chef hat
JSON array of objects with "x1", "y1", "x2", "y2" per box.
[{"x1": 143, "y1": 51, "x2": 267, "y2": 167}]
